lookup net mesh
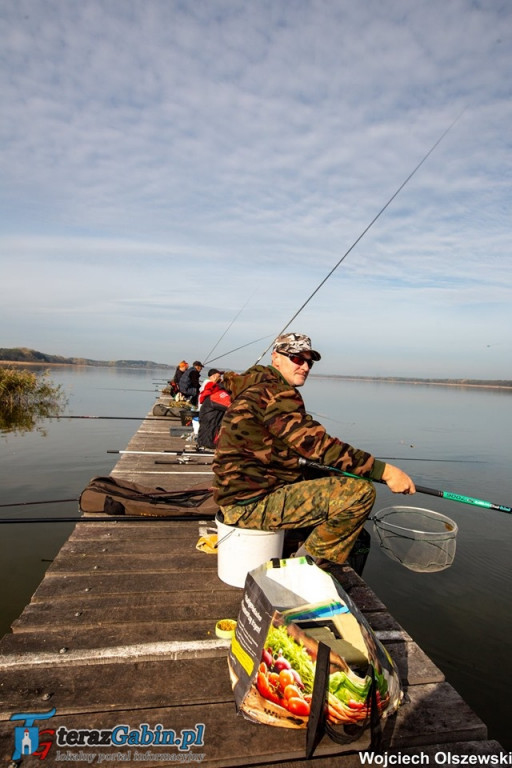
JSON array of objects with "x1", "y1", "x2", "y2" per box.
[{"x1": 372, "y1": 506, "x2": 458, "y2": 573}]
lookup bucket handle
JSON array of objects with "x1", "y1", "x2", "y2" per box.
[{"x1": 214, "y1": 529, "x2": 237, "y2": 549}]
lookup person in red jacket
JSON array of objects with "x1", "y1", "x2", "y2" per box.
[
  {"x1": 198, "y1": 369, "x2": 231, "y2": 449},
  {"x1": 199, "y1": 369, "x2": 223, "y2": 404}
]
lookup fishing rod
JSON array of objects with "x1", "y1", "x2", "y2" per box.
[
  {"x1": 51, "y1": 415, "x2": 177, "y2": 421},
  {"x1": 107, "y1": 449, "x2": 214, "y2": 456},
  {"x1": 255, "y1": 110, "x2": 466, "y2": 364},
  {"x1": 298, "y1": 458, "x2": 511, "y2": 515},
  {"x1": 107, "y1": 451, "x2": 214, "y2": 460},
  {"x1": 154, "y1": 460, "x2": 212, "y2": 466},
  {"x1": 106, "y1": 447, "x2": 472, "y2": 464},
  {"x1": 0, "y1": 498, "x2": 78, "y2": 509},
  {"x1": 0, "y1": 514, "x2": 216, "y2": 525}
]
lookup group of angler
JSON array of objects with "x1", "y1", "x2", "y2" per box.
[
  {"x1": 169, "y1": 334, "x2": 415, "y2": 571},
  {"x1": 169, "y1": 360, "x2": 231, "y2": 449}
]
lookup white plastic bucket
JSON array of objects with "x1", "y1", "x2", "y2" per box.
[{"x1": 216, "y1": 514, "x2": 284, "y2": 588}]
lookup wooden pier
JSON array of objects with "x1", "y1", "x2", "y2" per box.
[{"x1": 0, "y1": 401, "x2": 505, "y2": 766}]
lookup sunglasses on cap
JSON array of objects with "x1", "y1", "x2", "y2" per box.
[{"x1": 278, "y1": 351, "x2": 314, "y2": 369}]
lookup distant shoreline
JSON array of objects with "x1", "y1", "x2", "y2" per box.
[
  {"x1": 0, "y1": 360, "x2": 171, "y2": 371},
  {"x1": 312, "y1": 374, "x2": 512, "y2": 391},
  {"x1": 2, "y1": 360, "x2": 510, "y2": 390}
]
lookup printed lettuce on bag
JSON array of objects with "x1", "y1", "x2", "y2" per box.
[{"x1": 227, "y1": 558, "x2": 402, "y2": 738}]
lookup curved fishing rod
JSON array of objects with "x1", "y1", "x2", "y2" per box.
[{"x1": 255, "y1": 110, "x2": 466, "y2": 364}]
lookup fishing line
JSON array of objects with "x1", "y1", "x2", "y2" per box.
[
  {"x1": 203, "y1": 293, "x2": 256, "y2": 365},
  {"x1": 205, "y1": 334, "x2": 274, "y2": 365},
  {"x1": 255, "y1": 109, "x2": 466, "y2": 364},
  {"x1": 377, "y1": 457, "x2": 483, "y2": 464}
]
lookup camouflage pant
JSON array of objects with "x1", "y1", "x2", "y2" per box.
[{"x1": 220, "y1": 475, "x2": 376, "y2": 564}]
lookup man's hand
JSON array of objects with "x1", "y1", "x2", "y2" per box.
[{"x1": 382, "y1": 463, "x2": 416, "y2": 494}]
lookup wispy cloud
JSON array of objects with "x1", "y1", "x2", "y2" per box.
[{"x1": 1, "y1": 0, "x2": 511, "y2": 376}]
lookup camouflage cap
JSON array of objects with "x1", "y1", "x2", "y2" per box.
[{"x1": 272, "y1": 332, "x2": 321, "y2": 361}]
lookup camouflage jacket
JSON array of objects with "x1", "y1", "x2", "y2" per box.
[{"x1": 212, "y1": 364, "x2": 385, "y2": 506}]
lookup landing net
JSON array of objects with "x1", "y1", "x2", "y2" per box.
[{"x1": 372, "y1": 506, "x2": 458, "y2": 573}]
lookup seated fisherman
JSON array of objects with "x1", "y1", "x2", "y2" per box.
[
  {"x1": 169, "y1": 360, "x2": 188, "y2": 397},
  {"x1": 198, "y1": 369, "x2": 231, "y2": 449},
  {"x1": 179, "y1": 361, "x2": 204, "y2": 406},
  {"x1": 212, "y1": 332, "x2": 415, "y2": 566}
]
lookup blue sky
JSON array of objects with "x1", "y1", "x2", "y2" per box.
[{"x1": 1, "y1": 0, "x2": 511, "y2": 378}]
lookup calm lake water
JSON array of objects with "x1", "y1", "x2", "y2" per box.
[{"x1": 1, "y1": 366, "x2": 511, "y2": 748}]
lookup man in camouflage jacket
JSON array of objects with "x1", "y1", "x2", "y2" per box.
[{"x1": 212, "y1": 332, "x2": 415, "y2": 565}]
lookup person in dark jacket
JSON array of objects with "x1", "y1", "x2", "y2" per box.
[
  {"x1": 169, "y1": 360, "x2": 188, "y2": 397},
  {"x1": 198, "y1": 370, "x2": 231, "y2": 449},
  {"x1": 179, "y1": 361, "x2": 204, "y2": 405}
]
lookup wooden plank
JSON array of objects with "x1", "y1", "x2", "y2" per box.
[
  {"x1": 398, "y1": 740, "x2": 507, "y2": 759},
  {"x1": 0, "y1": 685, "x2": 488, "y2": 764},
  {"x1": 362, "y1": 610, "x2": 412, "y2": 639},
  {"x1": 57, "y1": 537, "x2": 215, "y2": 556},
  {"x1": 26, "y1": 570, "x2": 228, "y2": 601},
  {"x1": 67, "y1": 519, "x2": 215, "y2": 536},
  {"x1": 43, "y1": 552, "x2": 218, "y2": 575},
  {"x1": 107, "y1": 454, "x2": 208, "y2": 466},
  {"x1": 56, "y1": 522, "x2": 215, "y2": 555},
  {"x1": 0, "y1": 639, "x2": 233, "y2": 671},
  {"x1": 0, "y1": 656, "x2": 234, "y2": 716},
  {"x1": 11, "y1": 590, "x2": 244, "y2": 632},
  {"x1": 46, "y1": 521, "x2": 217, "y2": 571},
  {"x1": 0, "y1": 706, "x2": 370, "y2": 767},
  {"x1": 0, "y1": 621, "x2": 233, "y2": 653},
  {"x1": 383, "y1": 682, "x2": 488, "y2": 749},
  {"x1": 383, "y1": 640, "x2": 444, "y2": 685},
  {"x1": 0, "y1": 620, "x2": 232, "y2": 653}
]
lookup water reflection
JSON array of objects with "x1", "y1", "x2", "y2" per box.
[
  {"x1": 0, "y1": 365, "x2": 67, "y2": 435},
  {"x1": 0, "y1": 368, "x2": 511, "y2": 749}
]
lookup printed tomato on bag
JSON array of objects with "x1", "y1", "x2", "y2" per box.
[{"x1": 227, "y1": 557, "x2": 402, "y2": 753}]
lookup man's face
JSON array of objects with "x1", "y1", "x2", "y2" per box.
[{"x1": 271, "y1": 350, "x2": 313, "y2": 388}]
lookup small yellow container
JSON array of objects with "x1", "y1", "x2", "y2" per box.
[{"x1": 215, "y1": 619, "x2": 237, "y2": 639}]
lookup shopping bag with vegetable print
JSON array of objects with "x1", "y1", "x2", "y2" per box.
[{"x1": 227, "y1": 557, "x2": 402, "y2": 754}]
